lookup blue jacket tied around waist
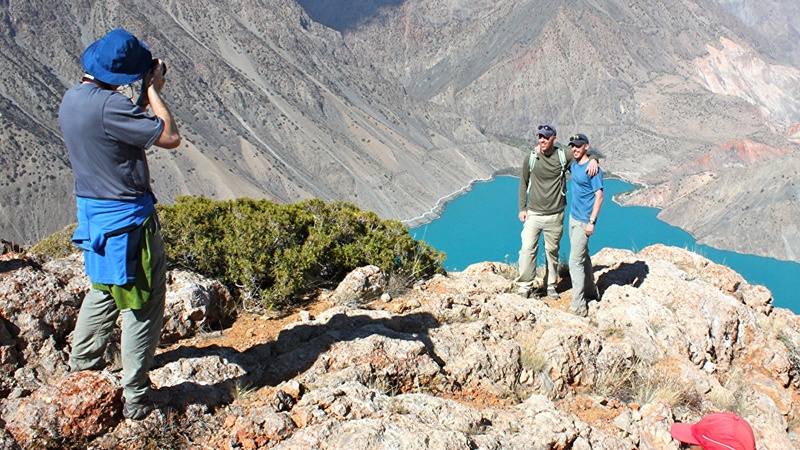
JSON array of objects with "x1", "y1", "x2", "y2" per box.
[{"x1": 72, "y1": 193, "x2": 156, "y2": 285}]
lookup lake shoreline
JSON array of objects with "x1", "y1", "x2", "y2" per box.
[
  {"x1": 408, "y1": 177, "x2": 800, "y2": 311},
  {"x1": 402, "y1": 169, "x2": 639, "y2": 229},
  {"x1": 401, "y1": 176, "x2": 494, "y2": 228}
]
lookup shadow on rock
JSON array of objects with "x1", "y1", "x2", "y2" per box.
[
  {"x1": 151, "y1": 311, "x2": 442, "y2": 411},
  {"x1": 0, "y1": 255, "x2": 41, "y2": 274},
  {"x1": 597, "y1": 261, "x2": 649, "y2": 292},
  {"x1": 295, "y1": 0, "x2": 406, "y2": 33}
]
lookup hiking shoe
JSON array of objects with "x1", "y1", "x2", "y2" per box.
[
  {"x1": 123, "y1": 402, "x2": 154, "y2": 421},
  {"x1": 547, "y1": 287, "x2": 559, "y2": 300},
  {"x1": 517, "y1": 287, "x2": 532, "y2": 298}
]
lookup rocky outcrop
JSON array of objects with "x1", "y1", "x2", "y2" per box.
[
  {"x1": 1, "y1": 245, "x2": 799, "y2": 448},
  {"x1": 332, "y1": 265, "x2": 387, "y2": 306},
  {"x1": 0, "y1": 251, "x2": 232, "y2": 442}
]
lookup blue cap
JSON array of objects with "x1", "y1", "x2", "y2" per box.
[
  {"x1": 537, "y1": 124, "x2": 556, "y2": 138},
  {"x1": 81, "y1": 29, "x2": 152, "y2": 86}
]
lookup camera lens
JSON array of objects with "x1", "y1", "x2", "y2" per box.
[{"x1": 151, "y1": 59, "x2": 167, "y2": 75}]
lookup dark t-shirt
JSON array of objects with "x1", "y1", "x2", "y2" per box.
[{"x1": 59, "y1": 83, "x2": 164, "y2": 200}]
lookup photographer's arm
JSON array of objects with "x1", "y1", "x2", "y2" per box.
[
  {"x1": 146, "y1": 60, "x2": 181, "y2": 149},
  {"x1": 149, "y1": 87, "x2": 181, "y2": 149}
]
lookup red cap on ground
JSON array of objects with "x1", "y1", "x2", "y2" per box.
[{"x1": 670, "y1": 412, "x2": 755, "y2": 450}]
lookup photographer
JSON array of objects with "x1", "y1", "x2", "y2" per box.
[{"x1": 59, "y1": 28, "x2": 180, "y2": 421}]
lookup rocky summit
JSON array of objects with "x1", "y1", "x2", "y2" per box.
[{"x1": 0, "y1": 244, "x2": 798, "y2": 449}]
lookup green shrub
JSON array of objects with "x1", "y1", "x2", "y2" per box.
[
  {"x1": 29, "y1": 223, "x2": 79, "y2": 258},
  {"x1": 157, "y1": 196, "x2": 444, "y2": 310}
]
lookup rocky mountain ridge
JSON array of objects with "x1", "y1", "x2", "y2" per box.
[
  {"x1": 1, "y1": 0, "x2": 799, "y2": 263},
  {"x1": 0, "y1": 244, "x2": 799, "y2": 448}
]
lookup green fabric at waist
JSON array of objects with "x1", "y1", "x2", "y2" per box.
[{"x1": 92, "y1": 212, "x2": 158, "y2": 310}]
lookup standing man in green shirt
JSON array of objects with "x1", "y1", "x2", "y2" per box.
[{"x1": 516, "y1": 124, "x2": 598, "y2": 299}]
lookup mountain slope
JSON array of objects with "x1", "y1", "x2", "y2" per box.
[
  {"x1": 0, "y1": 0, "x2": 519, "y2": 244},
  {"x1": 717, "y1": 0, "x2": 800, "y2": 67},
  {"x1": 1, "y1": 0, "x2": 799, "y2": 263},
  {"x1": 325, "y1": 0, "x2": 800, "y2": 261}
]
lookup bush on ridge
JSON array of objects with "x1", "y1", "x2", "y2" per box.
[{"x1": 157, "y1": 196, "x2": 445, "y2": 311}]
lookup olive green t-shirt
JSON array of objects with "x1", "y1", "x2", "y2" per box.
[{"x1": 517, "y1": 145, "x2": 578, "y2": 215}]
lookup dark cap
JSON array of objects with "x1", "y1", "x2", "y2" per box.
[
  {"x1": 569, "y1": 133, "x2": 589, "y2": 147},
  {"x1": 537, "y1": 124, "x2": 556, "y2": 138}
]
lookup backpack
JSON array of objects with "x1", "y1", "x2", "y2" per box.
[{"x1": 527, "y1": 144, "x2": 568, "y2": 198}]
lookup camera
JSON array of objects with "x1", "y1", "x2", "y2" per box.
[{"x1": 151, "y1": 58, "x2": 167, "y2": 75}]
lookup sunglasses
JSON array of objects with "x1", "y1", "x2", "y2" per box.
[{"x1": 538, "y1": 125, "x2": 554, "y2": 132}]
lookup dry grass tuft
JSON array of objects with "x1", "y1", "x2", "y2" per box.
[
  {"x1": 591, "y1": 358, "x2": 699, "y2": 411},
  {"x1": 710, "y1": 370, "x2": 757, "y2": 418}
]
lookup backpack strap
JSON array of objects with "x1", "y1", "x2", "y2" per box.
[
  {"x1": 557, "y1": 146, "x2": 567, "y2": 197},
  {"x1": 526, "y1": 150, "x2": 536, "y2": 197}
]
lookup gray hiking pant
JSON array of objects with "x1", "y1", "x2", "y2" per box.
[
  {"x1": 568, "y1": 216, "x2": 598, "y2": 314},
  {"x1": 69, "y1": 224, "x2": 166, "y2": 406},
  {"x1": 516, "y1": 211, "x2": 564, "y2": 292}
]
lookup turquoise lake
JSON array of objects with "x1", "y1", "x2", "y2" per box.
[{"x1": 410, "y1": 176, "x2": 800, "y2": 313}]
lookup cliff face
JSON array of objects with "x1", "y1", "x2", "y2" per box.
[{"x1": 1, "y1": 245, "x2": 798, "y2": 448}]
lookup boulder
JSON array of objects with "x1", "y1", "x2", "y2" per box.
[
  {"x1": 3, "y1": 371, "x2": 122, "y2": 446},
  {"x1": 333, "y1": 265, "x2": 386, "y2": 306}
]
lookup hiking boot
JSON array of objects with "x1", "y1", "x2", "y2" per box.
[
  {"x1": 123, "y1": 402, "x2": 153, "y2": 421},
  {"x1": 547, "y1": 287, "x2": 559, "y2": 300},
  {"x1": 68, "y1": 359, "x2": 105, "y2": 373},
  {"x1": 516, "y1": 287, "x2": 531, "y2": 298}
]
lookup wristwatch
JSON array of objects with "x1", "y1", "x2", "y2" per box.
[{"x1": 588, "y1": 218, "x2": 596, "y2": 225}]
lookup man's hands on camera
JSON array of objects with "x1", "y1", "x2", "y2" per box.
[{"x1": 136, "y1": 59, "x2": 167, "y2": 108}]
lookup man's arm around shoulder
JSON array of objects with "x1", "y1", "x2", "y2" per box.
[{"x1": 518, "y1": 153, "x2": 531, "y2": 222}]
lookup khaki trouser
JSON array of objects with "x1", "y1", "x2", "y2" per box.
[
  {"x1": 568, "y1": 216, "x2": 598, "y2": 314},
  {"x1": 69, "y1": 223, "x2": 166, "y2": 406},
  {"x1": 516, "y1": 211, "x2": 564, "y2": 292}
]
